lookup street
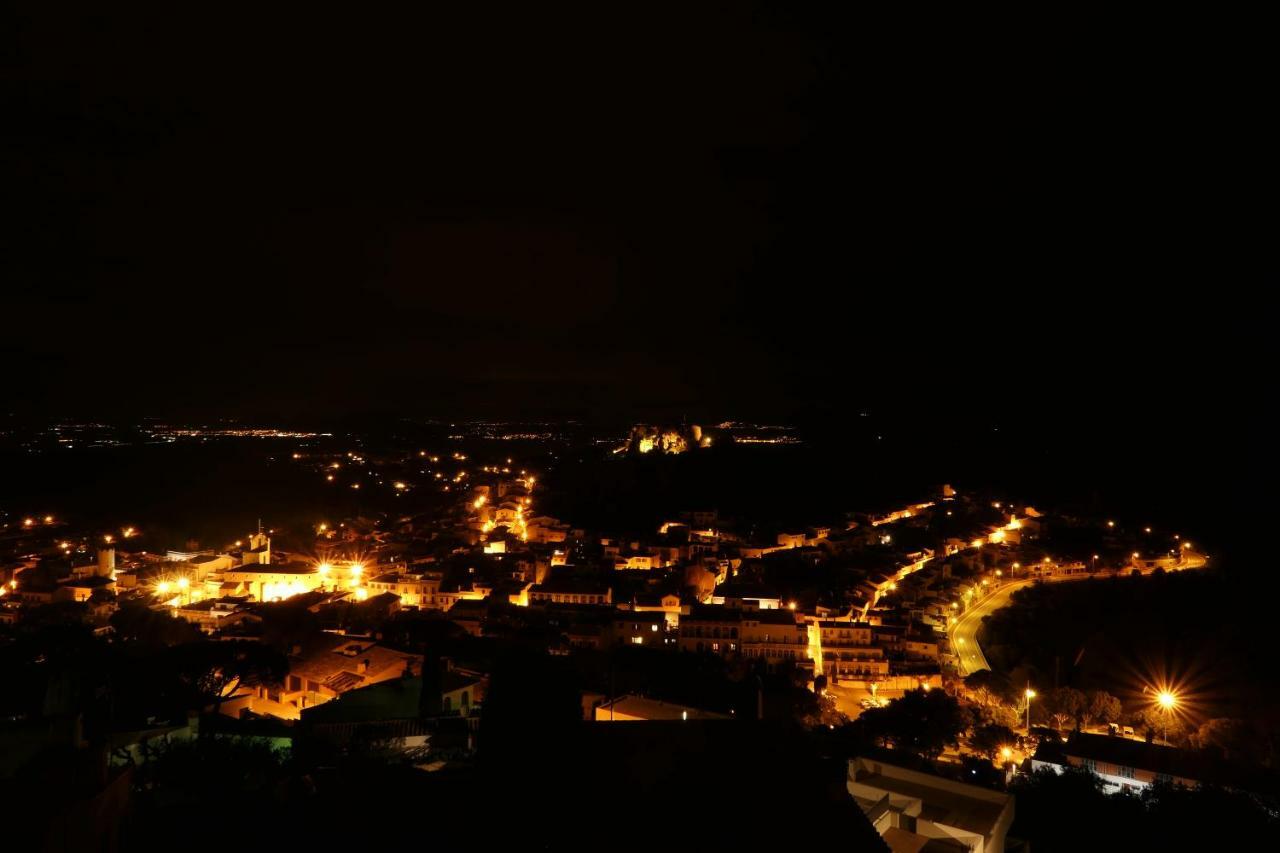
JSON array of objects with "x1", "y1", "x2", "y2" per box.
[
  {"x1": 949, "y1": 557, "x2": 1208, "y2": 677},
  {"x1": 950, "y1": 579, "x2": 1031, "y2": 676}
]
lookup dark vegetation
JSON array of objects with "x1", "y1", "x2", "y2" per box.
[{"x1": 981, "y1": 569, "x2": 1280, "y2": 763}]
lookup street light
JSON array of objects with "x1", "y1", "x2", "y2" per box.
[
  {"x1": 1155, "y1": 690, "x2": 1178, "y2": 743},
  {"x1": 1024, "y1": 687, "x2": 1037, "y2": 730}
]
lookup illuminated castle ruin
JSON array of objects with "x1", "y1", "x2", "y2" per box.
[{"x1": 624, "y1": 424, "x2": 715, "y2": 455}]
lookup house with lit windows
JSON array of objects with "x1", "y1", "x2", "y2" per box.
[
  {"x1": 816, "y1": 620, "x2": 890, "y2": 681},
  {"x1": 678, "y1": 605, "x2": 743, "y2": 656},
  {"x1": 1031, "y1": 732, "x2": 1272, "y2": 796},
  {"x1": 221, "y1": 635, "x2": 421, "y2": 721},
  {"x1": 528, "y1": 576, "x2": 612, "y2": 606},
  {"x1": 609, "y1": 610, "x2": 671, "y2": 647}
]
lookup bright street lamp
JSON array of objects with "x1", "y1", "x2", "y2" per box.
[
  {"x1": 1155, "y1": 689, "x2": 1178, "y2": 743},
  {"x1": 1024, "y1": 687, "x2": 1037, "y2": 730}
]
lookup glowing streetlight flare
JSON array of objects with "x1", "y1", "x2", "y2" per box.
[{"x1": 1157, "y1": 690, "x2": 1177, "y2": 710}]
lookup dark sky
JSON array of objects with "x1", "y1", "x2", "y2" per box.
[{"x1": 3, "y1": 5, "x2": 1264, "y2": 426}]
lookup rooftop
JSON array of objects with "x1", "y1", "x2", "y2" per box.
[
  {"x1": 595, "y1": 695, "x2": 730, "y2": 721},
  {"x1": 226, "y1": 561, "x2": 316, "y2": 575},
  {"x1": 1041, "y1": 732, "x2": 1280, "y2": 792},
  {"x1": 849, "y1": 757, "x2": 1011, "y2": 838}
]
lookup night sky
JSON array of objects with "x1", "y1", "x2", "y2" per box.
[{"x1": 3, "y1": 6, "x2": 1262, "y2": 426}]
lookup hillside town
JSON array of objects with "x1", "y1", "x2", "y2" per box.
[{"x1": 3, "y1": 430, "x2": 1234, "y2": 851}]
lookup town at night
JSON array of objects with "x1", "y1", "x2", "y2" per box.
[{"x1": 2, "y1": 5, "x2": 1265, "y2": 852}]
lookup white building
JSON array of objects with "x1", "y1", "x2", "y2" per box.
[{"x1": 848, "y1": 756, "x2": 1015, "y2": 853}]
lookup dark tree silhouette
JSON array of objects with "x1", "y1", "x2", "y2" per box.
[{"x1": 854, "y1": 687, "x2": 971, "y2": 759}]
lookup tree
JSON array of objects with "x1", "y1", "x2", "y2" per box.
[
  {"x1": 1190, "y1": 718, "x2": 1260, "y2": 761},
  {"x1": 1011, "y1": 765, "x2": 1278, "y2": 852},
  {"x1": 976, "y1": 702, "x2": 1022, "y2": 731},
  {"x1": 1140, "y1": 706, "x2": 1188, "y2": 745},
  {"x1": 964, "y1": 669, "x2": 1014, "y2": 707},
  {"x1": 1009, "y1": 765, "x2": 1137, "y2": 852},
  {"x1": 1045, "y1": 687, "x2": 1087, "y2": 731},
  {"x1": 167, "y1": 641, "x2": 288, "y2": 717},
  {"x1": 855, "y1": 688, "x2": 971, "y2": 760},
  {"x1": 110, "y1": 602, "x2": 201, "y2": 647},
  {"x1": 796, "y1": 689, "x2": 845, "y2": 729},
  {"x1": 1082, "y1": 690, "x2": 1121, "y2": 730},
  {"x1": 970, "y1": 723, "x2": 1019, "y2": 761}
]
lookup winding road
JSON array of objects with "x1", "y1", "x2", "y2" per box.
[
  {"x1": 950, "y1": 580, "x2": 1031, "y2": 676},
  {"x1": 949, "y1": 557, "x2": 1208, "y2": 677}
]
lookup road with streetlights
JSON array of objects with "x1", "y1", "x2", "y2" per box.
[
  {"x1": 950, "y1": 579, "x2": 1034, "y2": 676},
  {"x1": 949, "y1": 557, "x2": 1209, "y2": 677}
]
